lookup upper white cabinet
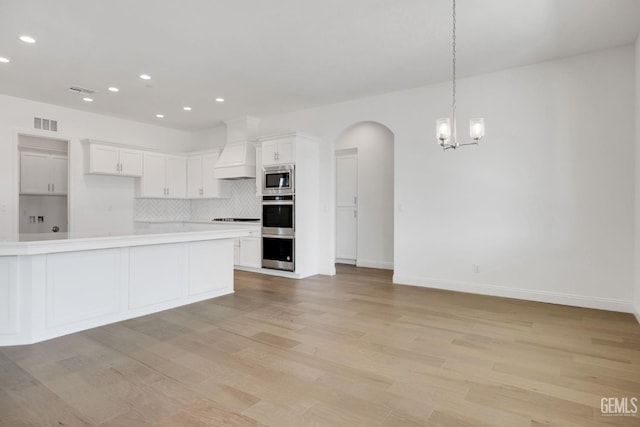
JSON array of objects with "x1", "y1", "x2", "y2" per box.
[
  {"x1": 87, "y1": 142, "x2": 143, "y2": 177},
  {"x1": 254, "y1": 144, "x2": 263, "y2": 196},
  {"x1": 262, "y1": 138, "x2": 294, "y2": 166},
  {"x1": 138, "y1": 153, "x2": 187, "y2": 198},
  {"x1": 20, "y1": 151, "x2": 68, "y2": 195},
  {"x1": 187, "y1": 152, "x2": 226, "y2": 199}
]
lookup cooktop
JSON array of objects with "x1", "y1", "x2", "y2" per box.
[{"x1": 212, "y1": 218, "x2": 260, "y2": 222}]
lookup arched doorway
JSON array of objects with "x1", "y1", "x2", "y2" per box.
[{"x1": 335, "y1": 121, "x2": 394, "y2": 270}]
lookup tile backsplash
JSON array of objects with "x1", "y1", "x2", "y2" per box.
[
  {"x1": 135, "y1": 179, "x2": 260, "y2": 222},
  {"x1": 192, "y1": 179, "x2": 261, "y2": 219},
  {"x1": 135, "y1": 198, "x2": 191, "y2": 221}
]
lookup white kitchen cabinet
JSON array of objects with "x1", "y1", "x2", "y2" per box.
[
  {"x1": 262, "y1": 138, "x2": 294, "y2": 166},
  {"x1": 187, "y1": 152, "x2": 225, "y2": 198},
  {"x1": 138, "y1": 153, "x2": 187, "y2": 198},
  {"x1": 88, "y1": 143, "x2": 143, "y2": 177},
  {"x1": 231, "y1": 228, "x2": 261, "y2": 268},
  {"x1": 255, "y1": 144, "x2": 263, "y2": 196},
  {"x1": 239, "y1": 237, "x2": 261, "y2": 268},
  {"x1": 20, "y1": 151, "x2": 68, "y2": 195}
]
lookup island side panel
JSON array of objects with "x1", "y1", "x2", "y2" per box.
[
  {"x1": 0, "y1": 237, "x2": 236, "y2": 346},
  {"x1": 187, "y1": 239, "x2": 234, "y2": 298},
  {"x1": 0, "y1": 257, "x2": 17, "y2": 336}
]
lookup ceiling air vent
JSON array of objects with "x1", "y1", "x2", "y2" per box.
[
  {"x1": 34, "y1": 117, "x2": 58, "y2": 132},
  {"x1": 68, "y1": 86, "x2": 96, "y2": 95}
]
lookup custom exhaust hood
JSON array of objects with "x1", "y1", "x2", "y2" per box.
[{"x1": 214, "y1": 116, "x2": 259, "y2": 179}]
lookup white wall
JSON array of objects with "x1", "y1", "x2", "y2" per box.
[
  {"x1": 336, "y1": 122, "x2": 394, "y2": 269},
  {"x1": 635, "y1": 34, "x2": 640, "y2": 320},
  {"x1": 0, "y1": 94, "x2": 191, "y2": 237},
  {"x1": 256, "y1": 45, "x2": 636, "y2": 312},
  {"x1": 189, "y1": 125, "x2": 226, "y2": 152}
]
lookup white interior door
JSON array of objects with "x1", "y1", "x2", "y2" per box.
[{"x1": 336, "y1": 154, "x2": 358, "y2": 262}]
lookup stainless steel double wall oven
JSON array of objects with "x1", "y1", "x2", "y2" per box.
[{"x1": 262, "y1": 165, "x2": 295, "y2": 271}]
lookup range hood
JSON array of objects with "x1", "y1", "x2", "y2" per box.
[{"x1": 214, "y1": 116, "x2": 259, "y2": 179}]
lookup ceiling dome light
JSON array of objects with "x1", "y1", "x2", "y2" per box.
[
  {"x1": 108, "y1": 87, "x2": 119, "y2": 92},
  {"x1": 82, "y1": 97, "x2": 93, "y2": 102},
  {"x1": 139, "y1": 74, "x2": 151, "y2": 80},
  {"x1": 19, "y1": 35, "x2": 36, "y2": 44},
  {"x1": 215, "y1": 98, "x2": 224, "y2": 103},
  {"x1": 0, "y1": 57, "x2": 9, "y2": 63},
  {"x1": 156, "y1": 114, "x2": 164, "y2": 118},
  {"x1": 183, "y1": 106, "x2": 192, "y2": 111}
]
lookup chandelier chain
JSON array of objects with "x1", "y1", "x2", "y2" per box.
[{"x1": 452, "y1": 0, "x2": 456, "y2": 114}]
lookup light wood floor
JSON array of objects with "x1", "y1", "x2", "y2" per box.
[{"x1": 1, "y1": 265, "x2": 639, "y2": 426}]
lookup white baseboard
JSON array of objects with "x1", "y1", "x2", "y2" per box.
[
  {"x1": 335, "y1": 258, "x2": 356, "y2": 265},
  {"x1": 356, "y1": 259, "x2": 394, "y2": 270},
  {"x1": 392, "y1": 274, "x2": 634, "y2": 313},
  {"x1": 634, "y1": 305, "x2": 640, "y2": 324}
]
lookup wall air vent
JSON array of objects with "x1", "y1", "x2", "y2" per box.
[
  {"x1": 34, "y1": 117, "x2": 58, "y2": 132},
  {"x1": 68, "y1": 86, "x2": 96, "y2": 95}
]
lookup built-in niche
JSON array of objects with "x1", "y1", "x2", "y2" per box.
[{"x1": 18, "y1": 134, "x2": 69, "y2": 234}]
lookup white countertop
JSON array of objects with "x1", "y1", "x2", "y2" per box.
[
  {"x1": 135, "y1": 219, "x2": 260, "y2": 227},
  {"x1": 0, "y1": 225, "x2": 250, "y2": 256}
]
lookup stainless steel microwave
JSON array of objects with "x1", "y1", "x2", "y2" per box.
[{"x1": 263, "y1": 164, "x2": 294, "y2": 195}]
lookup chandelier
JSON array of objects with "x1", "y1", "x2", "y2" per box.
[{"x1": 436, "y1": 0, "x2": 485, "y2": 150}]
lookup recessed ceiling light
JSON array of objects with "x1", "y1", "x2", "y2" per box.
[
  {"x1": 82, "y1": 97, "x2": 93, "y2": 102},
  {"x1": 140, "y1": 74, "x2": 151, "y2": 80},
  {"x1": 108, "y1": 87, "x2": 119, "y2": 92},
  {"x1": 19, "y1": 35, "x2": 36, "y2": 44},
  {"x1": 0, "y1": 57, "x2": 9, "y2": 63},
  {"x1": 215, "y1": 98, "x2": 224, "y2": 103},
  {"x1": 183, "y1": 106, "x2": 192, "y2": 111},
  {"x1": 156, "y1": 114, "x2": 164, "y2": 118}
]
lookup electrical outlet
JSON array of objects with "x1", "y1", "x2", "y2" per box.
[
  {"x1": 473, "y1": 264, "x2": 480, "y2": 274},
  {"x1": 37, "y1": 216, "x2": 44, "y2": 223}
]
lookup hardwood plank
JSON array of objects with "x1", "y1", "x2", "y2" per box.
[{"x1": 0, "y1": 265, "x2": 638, "y2": 426}]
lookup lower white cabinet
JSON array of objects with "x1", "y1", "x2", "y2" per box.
[
  {"x1": 233, "y1": 230, "x2": 261, "y2": 268},
  {"x1": 20, "y1": 151, "x2": 68, "y2": 195}
]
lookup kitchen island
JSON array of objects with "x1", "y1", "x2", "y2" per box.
[{"x1": 0, "y1": 226, "x2": 249, "y2": 346}]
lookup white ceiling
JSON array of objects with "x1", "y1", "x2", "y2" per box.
[{"x1": 0, "y1": 0, "x2": 638, "y2": 131}]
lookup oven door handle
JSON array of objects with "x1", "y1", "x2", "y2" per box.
[
  {"x1": 262, "y1": 234, "x2": 294, "y2": 240},
  {"x1": 262, "y1": 201, "x2": 294, "y2": 206}
]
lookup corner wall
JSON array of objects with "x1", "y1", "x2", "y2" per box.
[
  {"x1": 257, "y1": 45, "x2": 636, "y2": 312},
  {"x1": 635, "y1": 34, "x2": 640, "y2": 321}
]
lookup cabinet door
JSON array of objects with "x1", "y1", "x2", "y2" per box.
[
  {"x1": 165, "y1": 156, "x2": 187, "y2": 198},
  {"x1": 201, "y1": 153, "x2": 221, "y2": 198},
  {"x1": 187, "y1": 157, "x2": 203, "y2": 198},
  {"x1": 89, "y1": 144, "x2": 119, "y2": 175},
  {"x1": 255, "y1": 146, "x2": 263, "y2": 196},
  {"x1": 239, "y1": 237, "x2": 261, "y2": 268},
  {"x1": 119, "y1": 149, "x2": 143, "y2": 177},
  {"x1": 50, "y1": 155, "x2": 68, "y2": 195},
  {"x1": 261, "y1": 141, "x2": 279, "y2": 166},
  {"x1": 276, "y1": 140, "x2": 295, "y2": 164},
  {"x1": 140, "y1": 153, "x2": 166, "y2": 198},
  {"x1": 20, "y1": 152, "x2": 51, "y2": 194}
]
